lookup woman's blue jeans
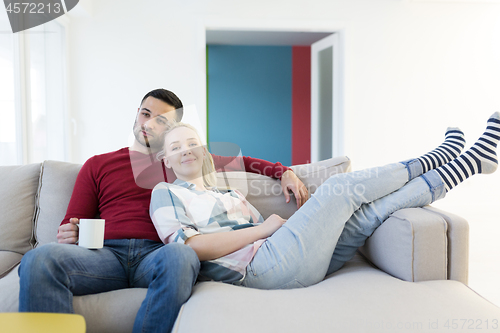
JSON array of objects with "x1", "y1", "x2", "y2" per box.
[
  {"x1": 18, "y1": 239, "x2": 200, "y2": 333},
  {"x1": 240, "y1": 162, "x2": 446, "y2": 290}
]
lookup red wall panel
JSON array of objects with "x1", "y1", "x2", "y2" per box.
[{"x1": 292, "y1": 46, "x2": 311, "y2": 165}]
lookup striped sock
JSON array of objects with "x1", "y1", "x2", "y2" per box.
[
  {"x1": 435, "y1": 112, "x2": 500, "y2": 192},
  {"x1": 417, "y1": 127, "x2": 466, "y2": 173}
]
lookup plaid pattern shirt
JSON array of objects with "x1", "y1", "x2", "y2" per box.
[{"x1": 150, "y1": 179, "x2": 265, "y2": 283}]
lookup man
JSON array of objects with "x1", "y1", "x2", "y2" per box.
[{"x1": 18, "y1": 88, "x2": 308, "y2": 332}]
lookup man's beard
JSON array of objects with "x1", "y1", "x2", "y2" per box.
[{"x1": 133, "y1": 121, "x2": 163, "y2": 151}]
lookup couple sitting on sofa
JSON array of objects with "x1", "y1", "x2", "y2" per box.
[{"x1": 18, "y1": 88, "x2": 500, "y2": 333}]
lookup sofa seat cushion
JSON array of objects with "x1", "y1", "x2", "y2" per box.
[
  {"x1": 0, "y1": 264, "x2": 21, "y2": 312},
  {"x1": 0, "y1": 251, "x2": 23, "y2": 279},
  {"x1": 0, "y1": 163, "x2": 41, "y2": 258},
  {"x1": 173, "y1": 255, "x2": 500, "y2": 333},
  {"x1": 73, "y1": 288, "x2": 147, "y2": 333}
]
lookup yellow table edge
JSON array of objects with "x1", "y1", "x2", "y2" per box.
[{"x1": 0, "y1": 312, "x2": 86, "y2": 333}]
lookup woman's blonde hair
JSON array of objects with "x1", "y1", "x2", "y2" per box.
[{"x1": 160, "y1": 122, "x2": 217, "y2": 188}]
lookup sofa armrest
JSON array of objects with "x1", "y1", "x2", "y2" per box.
[
  {"x1": 422, "y1": 206, "x2": 469, "y2": 284},
  {"x1": 0, "y1": 251, "x2": 23, "y2": 279},
  {"x1": 359, "y1": 207, "x2": 453, "y2": 283}
]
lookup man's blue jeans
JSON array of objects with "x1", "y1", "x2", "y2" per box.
[{"x1": 18, "y1": 239, "x2": 200, "y2": 333}]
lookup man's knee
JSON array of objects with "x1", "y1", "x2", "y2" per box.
[
  {"x1": 21, "y1": 244, "x2": 55, "y2": 268},
  {"x1": 20, "y1": 243, "x2": 74, "y2": 277}
]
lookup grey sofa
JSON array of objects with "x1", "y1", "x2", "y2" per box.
[{"x1": 1, "y1": 157, "x2": 499, "y2": 333}]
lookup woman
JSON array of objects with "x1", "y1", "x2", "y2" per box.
[{"x1": 150, "y1": 114, "x2": 499, "y2": 289}]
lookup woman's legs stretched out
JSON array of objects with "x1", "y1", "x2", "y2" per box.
[
  {"x1": 241, "y1": 127, "x2": 470, "y2": 289},
  {"x1": 326, "y1": 172, "x2": 445, "y2": 275},
  {"x1": 327, "y1": 113, "x2": 500, "y2": 274},
  {"x1": 241, "y1": 162, "x2": 409, "y2": 290}
]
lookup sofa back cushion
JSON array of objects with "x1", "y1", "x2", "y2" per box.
[
  {"x1": 0, "y1": 163, "x2": 41, "y2": 254},
  {"x1": 34, "y1": 160, "x2": 82, "y2": 247},
  {"x1": 216, "y1": 156, "x2": 351, "y2": 219},
  {"x1": 33, "y1": 156, "x2": 351, "y2": 244}
]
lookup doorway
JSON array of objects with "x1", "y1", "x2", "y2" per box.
[{"x1": 205, "y1": 29, "x2": 343, "y2": 164}]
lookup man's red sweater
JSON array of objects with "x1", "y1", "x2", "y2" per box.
[{"x1": 61, "y1": 148, "x2": 290, "y2": 242}]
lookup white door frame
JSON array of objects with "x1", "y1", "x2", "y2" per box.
[{"x1": 311, "y1": 33, "x2": 344, "y2": 162}]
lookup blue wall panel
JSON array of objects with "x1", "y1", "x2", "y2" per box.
[{"x1": 207, "y1": 45, "x2": 292, "y2": 166}]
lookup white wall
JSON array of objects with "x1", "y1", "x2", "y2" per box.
[{"x1": 66, "y1": 0, "x2": 500, "y2": 305}]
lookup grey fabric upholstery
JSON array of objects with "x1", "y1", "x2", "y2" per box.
[
  {"x1": 173, "y1": 254, "x2": 499, "y2": 333},
  {"x1": 0, "y1": 251, "x2": 23, "y2": 279},
  {"x1": 423, "y1": 206, "x2": 469, "y2": 284},
  {"x1": 34, "y1": 160, "x2": 83, "y2": 247},
  {"x1": 359, "y1": 208, "x2": 449, "y2": 282},
  {"x1": 0, "y1": 163, "x2": 41, "y2": 277},
  {"x1": 0, "y1": 265, "x2": 20, "y2": 312},
  {"x1": 73, "y1": 289, "x2": 147, "y2": 333},
  {"x1": 216, "y1": 155, "x2": 351, "y2": 219},
  {"x1": 1, "y1": 157, "x2": 498, "y2": 333}
]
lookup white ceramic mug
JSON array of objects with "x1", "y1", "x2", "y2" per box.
[{"x1": 78, "y1": 219, "x2": 105, "y2": 249}]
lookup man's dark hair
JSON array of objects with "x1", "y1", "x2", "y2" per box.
[{"x1": 140, "y1": 88, "x2": 183, "y2": 121}]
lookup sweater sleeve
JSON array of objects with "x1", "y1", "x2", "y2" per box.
[
  {"x1": 211, "y1": 154, "x2": 291, "y2": 179},
  {"x1": 150, "y1": 183, "x2": 200, "y2": 244},
  {"x1": 60, "y1": 157, "x2": 100, "y2": 226}
]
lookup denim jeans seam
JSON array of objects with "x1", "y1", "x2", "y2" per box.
[
  {"x1": 276, "y1": 278, "x2": 307, "y2": 289},
  {"x1": 246, "y1": 258, "x2": 278, "y2": 279},
  {"x1": 360, "y1": 216, "x2": 382, "y2": 233},
  {"x1": 246, "y1": 257, "x2": 259, "y2": 277},
  {"x1": 67, "y1": 292, "x2": 74, "y2": 313},
  {"x1": 134, "y1": 239, "x2": 145, "y2": 265},
  {"x1": 359, "y1": 190, "x2": 429, "y2": 231},
  {"x1": 140, "y1": 289, "x2": 154, "y2": 333},
  {"x1": 406, "y1": 161, "x2": 414, "y2": 181},
  {"x1": 420, "y1": 174, "x2": 439, "y2": 202},
  {"x1": 395, "y1": 190, "x2": 430, "y2": 212},
  {"x1": 64, "y1": 274, "x2": 74, "y2": 313},
  {"x1": 399, "y1": 160, "x2": 413, "y2": 181},
  {"x1": 132, "y1": 266, "x2": 153, "y2": 286},
  {"x1": 67, "y1": 271, "x2": 128, "y2": 282},
  {"x1": 127, "y1": 240, "x2": 134, "y2": 268},
  {"x1": 131, "y1": 243, "x2": 165, "y2": 286},
  {"x1": 249, "y1": 240, "x2": 288, "y2": 277}
]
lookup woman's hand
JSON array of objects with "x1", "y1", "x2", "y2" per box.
[
  {"x1": 184, "y1": 215, "x2": 286, "y2": 261},
  {"x1": 56, "y1": 218, "x2": 79, "y2": 244},
  {"x1": 260, "y1": 214, "x2": 287, "y2": 238}
]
